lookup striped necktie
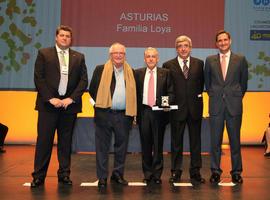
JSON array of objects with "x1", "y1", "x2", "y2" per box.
[{"x1": 183, "y1": 60, "x2": 189, "y2": 79}]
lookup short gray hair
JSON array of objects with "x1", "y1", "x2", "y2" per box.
[
  {"x1": 175, "y1": 35, "x2": 192, "y2": 48},
  {"x1": 144, "y1": 47, "x2": 159, "y2": 57},
  {"x1": 109, "y1": 42, "x2": 126, "y2": 54}
]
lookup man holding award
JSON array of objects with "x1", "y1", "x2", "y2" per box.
[
  {"x1": 135, "y1": 47, "x2": 174, "y2": 184},
  {"x1": 162, "y1": 35, "x2": 205, "y2": 184}
]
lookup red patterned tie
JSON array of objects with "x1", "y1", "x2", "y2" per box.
[
  {"x1": 148, "y1": 70, "x2": 155, "y2": 107},
  {"x1": 221, "y1": 54, "x2": 227, "y2": 80}
]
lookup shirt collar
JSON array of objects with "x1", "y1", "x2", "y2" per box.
[
  {"x1": 146, "y1": 66, "x2": 157, "y2": 73},
  {"x1": 55, "y1": 44, "x2": 69, "y2": 54},
  {"x1": 220, "y1": 50, "x2": 231, "y2": 58},
  {"x1": 177, "y1": 56, "x2": 190, "y2": 65},
  {"x1": 113, "y1": 65, "x2": 123, "y2": 74}
]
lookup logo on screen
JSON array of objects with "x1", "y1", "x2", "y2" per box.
[
  {"x1": 253, "y1": 0, "x2": 270, "y2": 5},
  {"x1": 253, "y1": 0, "x2": 270, "y2": 11}
]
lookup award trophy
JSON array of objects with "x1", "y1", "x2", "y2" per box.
[
  {"x1": 152, "y1": 96, "x2": 178, "y2": 111},
  {"x1": 161, "y1": 96, "x2": 170, "y2": 109}
]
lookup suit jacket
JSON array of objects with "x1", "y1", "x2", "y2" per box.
[
  {"x1": 89, "y1": 64, "x2": 135, "y2": 125},
  {"x1": 34, "y1": 47, "x2": 88, "y2": 113},
  {"x1": 204, "y1": 52, "x2": 248, "y2": 116},
  {"x1": 162, "y1": 57, "x2": 204, "y2": 120},
  {"x1": 89, "y1": 65, "x2": 135, "y2": 101},
  {"x1": 135, "y1": 67, "x2": 174, "y2": 124},
  {"x1": 89, "y1": 65, "x2": 114, "y2": 102}
]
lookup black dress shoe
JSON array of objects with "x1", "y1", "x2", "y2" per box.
[
  {"x1": 110, "y1": 174, "x2": 128, "y2": 185},
  {"x1": 143, "y1": 178, "x2": 151, "y2": 184},
  {"x1": 0, "y1": 148, "x2": 6, "y2": 153},
  {"x1": 264, "y1": 152, "x2": 270, "y2": 157},
  {"x1": 190, "y1": 174, "x2": 205, "y2": 184},
  {"x1": 153, "y1": 178, "x2": 162, "y2": 184},
  {"x1": 209, "y1": 173, "x2": 220, "y2": 183},
  {"x1": 169, "y1": 171, "x2": 181, "y2": 183},
  {"x1": 232, "y1": 174, "x2": 243, "y2": 184},
  {"x1": 98, "y1": 178, "x2": 107, "y2": 188},
  {"x1": 30, "y1": 178, "x2": 44, "y2": 188},
  {"x1": 58, "y1": 176, "x2": 72, "y2": 185}
]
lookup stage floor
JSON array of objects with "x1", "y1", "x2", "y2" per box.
[{"x1": 0, "y1": 146, "x2": 269, "y2": 200}]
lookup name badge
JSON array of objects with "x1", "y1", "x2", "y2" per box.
[{"x1": 61, "y1": 65, "x2": 68, "y2": 75}]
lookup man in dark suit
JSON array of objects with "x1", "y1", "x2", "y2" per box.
[
  {"x1": 204, "y1": 30, "x2": 248, "y2": 184},
  {"x1": 31, "y1": 25, "x2": 88, "y2": 187},
  {"x1": 89, "y1": 43, "x2": 137, "y2": 188},
  {"x1": 162, "y1": 35, "x2": 205, "y2": 184},
  {"x1": 135, "y1": 47, "x2": 174, "y2": 185}
]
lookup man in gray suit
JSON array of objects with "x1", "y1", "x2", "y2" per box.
[{"x1": 204, "y1": 30, "x2": 248, "y2": 184}]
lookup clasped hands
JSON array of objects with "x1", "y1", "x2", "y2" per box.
[{"x1": 49, "y1": 98, "x2": 73, "y2": 109}]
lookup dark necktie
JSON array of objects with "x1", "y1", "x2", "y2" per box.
[{"x1": 183, "y1": 60, "x2": 189, "y2": 79}]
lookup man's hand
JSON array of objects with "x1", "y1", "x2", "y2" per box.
[
  {"x1": 163, "y1": 108, "x2": 170, "y2": 112},
  {"x1": 132, "y1": 116, "x2": 137, "y2": 126},
  {"x1": 61, "y1": 98, "x2": 74, "y2": 109},
  {"x1": 49, "y1": 98, "x2": 63, "y2": 108}
]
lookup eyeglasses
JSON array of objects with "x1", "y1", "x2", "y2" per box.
[
  {"x1": 111, "y1": 52, "x2": 125, "y2": 55},
  {"x1": 176, "y1": 44, "x2": 190, "y2": 49}
]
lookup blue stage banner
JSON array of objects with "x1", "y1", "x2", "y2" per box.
[{"x1": 225, "y1": 0, "x2": 270, "y2": 91}]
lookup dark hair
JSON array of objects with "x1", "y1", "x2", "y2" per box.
[
  {"x1": 215, "y1": 30, "x2": 231, "y2": 42},
  {"x1": 56, "y1": 25, "x2": 72, "y2": 37}
]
